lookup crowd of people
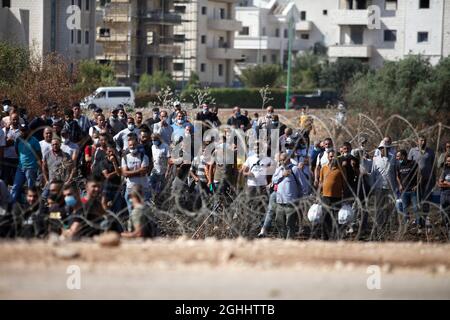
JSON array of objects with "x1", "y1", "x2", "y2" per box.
[{"x1": 0, "y1": 98, "x2": 449, "y2": 241}]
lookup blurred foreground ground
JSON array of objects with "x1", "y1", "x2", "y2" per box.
[{"x1": 1, "y1": 239, "x2": 449, "y2": 299}]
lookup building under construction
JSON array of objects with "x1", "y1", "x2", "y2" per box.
[{"x1": 96, "y1": 0, "x2": 182, "y2": 85}]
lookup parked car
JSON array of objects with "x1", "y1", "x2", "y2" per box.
[
  {"x1": 289, "y1": 90, "x2": 339, "y2": 109},
  {"x1": 80, "y1": 87, "x2": 135, "y2": 109}
]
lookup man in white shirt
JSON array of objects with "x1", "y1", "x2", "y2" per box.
[
  {"x1": 242, "y1": 144, "x2": 275, "y2": 197},
  {"x1": 60, "y1": 128, "x2": 79, "y2": 162},
  {"x1": 114, "y1": 117, "x2": 140, "y2": 154},
  {"x1": 1, "y1": 112, "x2": 21, "y2": 185},
  {"x1": 314, "y1": 137, "x2": 333, "y2": 188},
  {"x1": 39, "y1": 127, "x2": 53, "y2": 158},
  {"x1": 121, "y1": 135, "x2": 150, "y2": 213}
]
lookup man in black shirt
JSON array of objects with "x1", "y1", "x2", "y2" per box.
[
  {"x1": 226, "y1": 106, "x2": 250, "y2": 131},
  {"x1": 196, "y1": 104, "x2": 220, "y2": 131},
  {"x1": 396, "y1": 149, "x2": 419, "y2": 224},
  {"x1": 438, "y1": 154, "x2": 450, "y2": 232},
  {"x1": 28, "y1": 106, "x2": 53, "y2": 141}
]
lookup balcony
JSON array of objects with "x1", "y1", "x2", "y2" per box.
[
  {"x1": 207, "y1": 18, "x2": 242, "y2": 32},
  {"x1": 96, "y1": 54, "x2": 130, "y2": 62},
  {"x1": 102, "y1": 14, "x2": 130, "y2": 22},
  {"x1": 96, "y1": 34, "x2": 129, "y2": 42},
  {"x1": 141, "y1": 10, "x2": 182, "y2": 25},
  {"x1": 207, "y1": 47, "x2": 243, "y2": 60},
  {"x1": 328, "y1": 44, "x2": 373, "y2": 58},
  {"x1": 333, "y1": 9, "x2": 370, "y2": 25},
  {"x1": 146, "y1": 44, "x2": 181, "y2": 57},
  {"x1": 209, "y1": 0, "x2": 239, "y2": 3},
  {"x1": 234, "y1": 36, "x2": 282, "y2": 50},
  {"x1": 296, "y1": 21, "x2": 312, "y2": 31}
]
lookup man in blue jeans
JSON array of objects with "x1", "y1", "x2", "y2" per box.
[
  {"x1": 11, "y1": 124, "x2": 42, "y2": 203},
  {"x1": 396, "y1": 149, "x2": 419, "y2": 224}
]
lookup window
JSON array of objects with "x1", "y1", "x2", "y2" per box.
[
  {"x1": 275, "y1": 28, "x2": 280, "y2": 37},
  {"x1": 220, "y1": 8, "x2": 225, "y2": 19},
  {"x1": 384, "y1": 30, "x2": 397, "y2": 42},
  {"x1": 417, "y1": 31, "x2": 428, "y2": 43},
  {"x1": 218, "y1": 64, "x2": 223, "y2": 77},
  {"x1": 323, "y1": 10, "x2": 328, "y2": 15},
  {"x1": 201, "y1": 6, "x2": 207, "y2": 15},
  {"x1": 201, "y1": 35, "x2": 206, "y2": 44},
  {"x1": 2, "y1": 0, "x2": 11, "y2": 8},
  {"x1": 239, "y1": 26, "x2": 249, "y2": 36},
  {"x1": 108, "y1": 91, "x2": 131, "y2": 98},
  {"x1": 77, "y1": 30, "x2": 82, "y2": 44},
  {"x1": 174, "y1": 6, "x2": 186, "y2": 14},
  {"x1": 262, "y1": 55, "x2": 266, "y2": 63},
  {"x1": 173, "y1": 63, "x2": 184, "y2": 71},
  {"x1": 85, "y1": 30, "x2": 89, "y2": 44},
  {"x1": 100, "y1": 28, "x2": 110, "y2": 37},
  {"x1": 174, "y1": 34, "x2": 186, "y2": 42},
  {"x1": 200, "y1": 63, "x2": 206, "y2": 72},
  {"x1": 301, "y1": 33, "x2": 309, "y2": 40},
  {"x1": 262, "y1": 27, "x2": 266, "y2": 36},
  {"x1": 78, "y1": 0, "x2": 81, "y2": 9},
  {"x1": 419, "y1": 0, "x2": 430, "y2": 9},
  {"x1": 300, "y1": 11, "x2": 306, "y2": 21},
  {"x1": 85, "y1": 0, "x2": 90, "y2": 11},
  {"x1": 284, "y1": 29, "x2": 288, "y2": 38},
  {"x1": 71, "y1": 30, "x2": 74, "y2": 44},
  {"x1": 385, "y1": 0, "x2": 397, "y2": 10},
  {"x1": 271, "y1": 54, "x2": 277, "y2": 63},
  {"x1": 147, "y1": 31, "x2": 154, "y2": 45},
  {"x1": 71, "y1": 0, "x2": 75, "y2": 6}
]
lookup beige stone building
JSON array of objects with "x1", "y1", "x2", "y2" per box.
[
  {"x1": 0, "y1": 0, "x2": 96, "y2": 65},
  {"x1": 96, "y1": 0, "x2": 181, "y2": 85},
  {"x1": 172, "y1": 0, "x2": 243, "y2": 87}
]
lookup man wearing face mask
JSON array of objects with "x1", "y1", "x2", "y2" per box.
[
  {"x1": 196, "y1": 104, "x2": 220, "y2": 130},
  {"x1": 279, "y1": 128, "x2": 293, "y2": 153},
  {"x1": 152, "y1": 111, "x2": 173, "y2": 145},
  {"x1": 122, "y1": 135, "x2": 150, "y2": 214},
  {"x1": 109, "y1": 105, "x2": 127, "y2": 135},
  {"x1": 113, "y1": 117, "x2": 141, "y2": 154},
  {"x1": 60, "y1": 128, "x2": 79, "y2": 163},
  {"x1": 257, "y1": 106, "x2": 275, "y2": 131},
  {"x1": 227, "y1": 106, "x2": 250, "y2": 131},
  {"x1": 314, "y1": 137, "x2": 334, "y2": 188},
  {"x1": 1, "y1": 102, "x2": 25, "y2": 129},
  {"x1": 29, "y1": 106, "x2": 53, "y2": 140},
  {"x1": 171, "y1": 111, "x2": 193, "y2": 142},
  {"x1": 169, "y1": 101, "x2": 183, "y2": 125}
]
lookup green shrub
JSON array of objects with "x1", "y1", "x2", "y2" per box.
[{"x1": 135, "y1": 92, "x2": 160, "y2": 108}]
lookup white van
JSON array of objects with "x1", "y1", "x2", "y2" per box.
[{"x1": 80, "y1": 87, "x2": 135, "y2": 109}]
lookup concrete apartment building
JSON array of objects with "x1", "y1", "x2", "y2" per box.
[
  {"x1": 172, "y1": 0, "x2": 243, "y2": 87},
  {"x1": 95, "y1": 0, "x2": 182, "y2": 85},
  {"x1": 0, "y1": 0, "x2": 96, "y2": 63},
  {"x1": 234, "y1": 0, "x2": 301, "y2": 70},
  {"x1": 235, "y1": 0, "x2": 449, "y2": 69}
]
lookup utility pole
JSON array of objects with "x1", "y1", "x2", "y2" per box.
[{"x1": 285, "y1": 16, "x2": 293, "y2": 110}]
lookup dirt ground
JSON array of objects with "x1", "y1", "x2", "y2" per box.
[{"x1": 1, "y1": 238, "x2": 449, "y2": 299}]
